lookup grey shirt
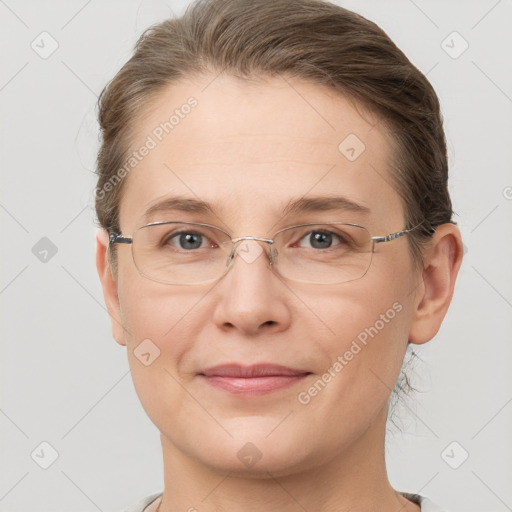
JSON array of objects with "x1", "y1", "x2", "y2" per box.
[{"x1": 122, "y1": 492, "x2": 449, "y2": 511}]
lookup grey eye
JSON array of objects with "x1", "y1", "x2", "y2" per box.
[
  {"x1": 165, "y1": 231, "x2": 209, "y2": 250},
  {"x1": 298, "y1": 230, "x2": 344, "y2": 249}
]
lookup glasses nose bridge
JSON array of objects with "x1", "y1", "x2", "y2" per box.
[
  {"x1": 229, "y1": 235, "x2": 277, "y2": 264},
  {"x1": 231, "y1": 235, "x2": 274, "y2": 245}
]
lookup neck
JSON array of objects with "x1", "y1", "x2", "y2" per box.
[{"x1": 156, "y1": 406, "x2": 419, "y2": 512}]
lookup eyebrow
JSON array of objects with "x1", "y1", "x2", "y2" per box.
[
  {"x1": 143, "y1": 194, "x2": 370, "y2": 222},
  {"x1": 144, "y1": 196, "x2": 215, "y2": 222},
  {"x1": 281, "y1": 195, "x2": 370, "y2": 217}
]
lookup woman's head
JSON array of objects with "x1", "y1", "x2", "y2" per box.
[
  {"x1": 95, "y1": 0, "x2": 453, "y2": 271},
  {"x1": 95, "y1": 0, "x2": 462, "y2": 482}
]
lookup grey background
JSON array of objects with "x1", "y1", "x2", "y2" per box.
[{"x1": 1, "y1": 0, "x2": 511, "y2": 511}]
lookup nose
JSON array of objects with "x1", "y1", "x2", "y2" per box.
[{"x1": 211, "y1": 238, "x2": 291, "y2": 336}]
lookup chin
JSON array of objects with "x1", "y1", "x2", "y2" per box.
[
  {"x1": 201, "y1": 444, "x2": 315, "y2": 479},
  {"x1": 179, "y1": 418, "x2": 323, "y2": 477}
]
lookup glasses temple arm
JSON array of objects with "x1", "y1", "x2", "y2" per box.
[{"x1": 109, "y1": 232, "x2": 133, "y2": 245}]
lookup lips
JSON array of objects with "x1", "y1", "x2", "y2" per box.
[
  {"x1": 199, "y1": 364, "x2": 311, "y2": 395},
  {"x1": 200, "y1": 363, "x2": 308, "y2": 378}
]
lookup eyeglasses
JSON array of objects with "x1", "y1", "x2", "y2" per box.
[{"x1": 109, "y1": 221, "x2": 418, "y2": 285}]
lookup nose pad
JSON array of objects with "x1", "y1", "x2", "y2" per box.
[{"x1": 268, "y1": 246, "x2": 278, "y2": 264}]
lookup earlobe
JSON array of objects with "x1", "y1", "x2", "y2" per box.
[
  {"x1": 408, "y1": 223, "x2": 463, "y2": 345},
  {"x1": 96, "y1": 229, "x2": 127, "y2": 346}
]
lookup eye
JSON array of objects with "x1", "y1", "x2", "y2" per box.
[
  {"x1": 164, "y1": 230, "x2": 215, "y2": 250},
  {"x1": 297, "y1": 229, "x2": 347, "y2": 250}
]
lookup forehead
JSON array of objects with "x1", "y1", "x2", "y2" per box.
[{"x1": 119, "y1": 74, "x2": 403, "y2": 232}]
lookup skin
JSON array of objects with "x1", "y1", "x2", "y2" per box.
[{"x1": 96, "y1": 74, "x2": 463, "y2": 511}]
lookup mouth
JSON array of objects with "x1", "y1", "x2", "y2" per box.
[{"x1": 198, "y1": 363, "x2": 312, "y2": 396}]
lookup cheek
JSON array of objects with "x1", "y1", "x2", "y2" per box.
[
  {"x1": 116, "y1": 263, "x2": 210, "y2": 389},
  {"x1": 116, "y1": 253, "x2": 206, "y2": 344},
  {"x1": 300, "y1": 267, "x2": 414, "y2": 401},
  {"x1": 116, "y1": 276, "x2": 211, "y2": 430},
  {"x1": 312, "y1": 273, "x2": 409, "y2": 349}
]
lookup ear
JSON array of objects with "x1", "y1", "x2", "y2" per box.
[
  {"x1": 408, "y1": 223, "x2": 463, "y2": 345},
  {"x1": 96, "y1": 229, "x2": 127, "y2": 346}
]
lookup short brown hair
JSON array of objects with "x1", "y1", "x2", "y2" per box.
[{"x1": 95, "y1": 0, "x2": 453, "y2": 266}]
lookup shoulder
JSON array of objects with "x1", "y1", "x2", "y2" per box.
[
  {"x1": 125, "y1": 492, "x2": 450, "y2": 512},
  {"x1": 120, "y1": 492, "x2": 162, "y2": 512},
  {"x1": 401, "y1": 492, "x2": 451, "y2": 512}
]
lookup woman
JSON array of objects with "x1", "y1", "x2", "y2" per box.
[{"x1": 95, "y1": 0, "x2": 463, "y2": 510}]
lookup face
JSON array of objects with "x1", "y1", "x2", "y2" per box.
[{"x1": 104, "y1": 74, "x2": 424, "y2": 476}]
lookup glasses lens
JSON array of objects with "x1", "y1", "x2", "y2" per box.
[
  {"x1": 273, "y1": 223, "x2": 373, "y2": 284},
  {"x1": 132, "y1": 222, "x2": 232, "y2": 284}
]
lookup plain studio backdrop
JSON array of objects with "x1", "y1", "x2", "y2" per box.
[{"x1": 1, "y1": 0, "x2": 511, "y2": 511}]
